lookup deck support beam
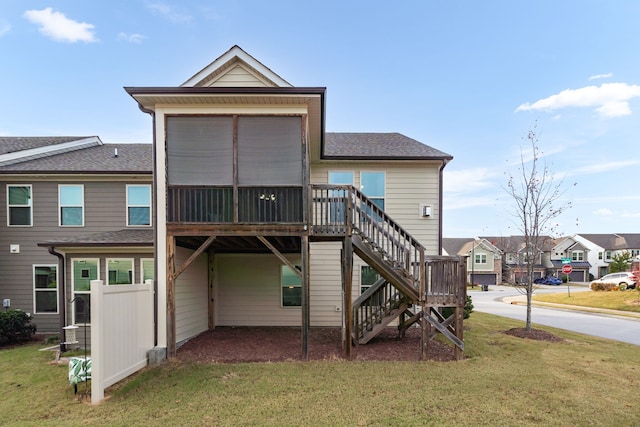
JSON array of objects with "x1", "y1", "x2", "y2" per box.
[
  {"x1": 342, "y1": 237, "x2": 353, "y2": 359},
  {"x1": 167, "y1": 234, "x2": 176, "y2": 359}
]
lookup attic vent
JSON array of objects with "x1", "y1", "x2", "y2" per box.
[{"x1": 114, "y1": 148, "x2": 118, "y2": 158}]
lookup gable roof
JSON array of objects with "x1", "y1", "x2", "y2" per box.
[
  {"x1": 182, "y1": 45, "x2": 291, "y2": 88},
  {"x1": 325, "y1": 133, "x2": 452, "y2": 160},
  {"x1": 442, "y1": 238, "x2": 473, "y2": 256},
  {"x1": 577, "y1": 233, "x2": 640, "y2": 250},
  {"x1": 0, "y1": 140, "x2": 152, "y2": 174}
]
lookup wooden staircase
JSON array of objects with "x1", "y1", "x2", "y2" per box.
[{"x1": 311, "y1": 184, "x2": 467, "y2": 359}]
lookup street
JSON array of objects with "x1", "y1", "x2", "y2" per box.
[{"x1": 470, "y1": 285, "x2": 640, "y2": 346}]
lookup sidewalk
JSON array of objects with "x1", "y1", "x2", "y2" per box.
[{"x1": 503, "y1": 294, "x2": 640, "y2": 320}]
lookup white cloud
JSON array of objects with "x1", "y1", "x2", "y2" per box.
[
  {"x1": 118, "y1": 32, "x2": 146, "y2": 43},
  {"x1": 515, "y1": 82, "x2": 640, "y2": 118},
  {"x1": 589, "y1": 73, "x2": 613, "y2": 81},
  {"x1": 571, "y1": 160, "x2": 640, "y2": 175},
  {"x1": 23, "y1": 8, "x2": 97, "y2": 43},
  {"x1": 147, "y1": 3, "x2": 191, "y2": 23},
  {"x1": 443, "y1": 168, "x2": 498, "y2": 194},
  {"x1": 0, "y1": 21, "x2": 10, "y2": 37},
  {"x1": 593, "y1": 208, "x2": 613, "y2": 216}
]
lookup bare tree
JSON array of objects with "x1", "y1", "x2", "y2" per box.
[{"x1": 504, "y1": 124, "x2": 574, "y2": 331}]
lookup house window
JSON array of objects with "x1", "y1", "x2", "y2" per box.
[
  {"x1": 71, "y1": 259, "x2": 99, "y2": 324},
  {"x1": 360, "y1": 172, "x2": 385, "y2": 210},
  {"x1": 7, "y1": 184, "x2": 32, "y2": 226},
  {"x1": 572, "y1": 251, "x2": 584, "y2": 261},
  {"x1": 475, "y1": 254, "x2": 487, "y2": 264},
  {"x1": 598, "y1": 252, "x2": 603, "y2": 260},
  {"x1": 59, "y1": 184, "x2": 84, "y2": 226},
  {"x1": 605, "y1": 251, "x2": 612, "y2": 261},
  {"x1": 328, "y1": 171, "x2": 354, "y2": 223},
  {"x1": 127, "y1": 185, "x2": 151, "y2": 226},
  {"x1": 281, "y1": 265, "x2": 301, "y2": 307},
  {"x1": 33, "y1": 265, "x2": 57, "y2": 314},
  {"x1": 107, "y1": 259, "x2": 134, "y2": 285},
  {"x1": 141, "y1": 258, "x2": 154, "y2": 283}
]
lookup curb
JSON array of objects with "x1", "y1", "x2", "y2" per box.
[{"x1": 503, "y1": 295, "x2": 640, "y2": 320}]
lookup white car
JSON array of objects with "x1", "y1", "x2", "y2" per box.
[{"x1": 591, "y1": 272, "x2": 637, "y2": 290}]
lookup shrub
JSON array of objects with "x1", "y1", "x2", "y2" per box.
[
  {"x1": 0, "y1": 309, "x2": 37, "y2": 345},
  {"x1": 442, "y1": 295, "x2": 474, "y2": 319},
  {"x1": 590, "y1": 281, "x2": 617, "y2": 292}
]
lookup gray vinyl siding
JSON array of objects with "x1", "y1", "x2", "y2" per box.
[{"x1": 0, "y1": 179, "x2": 152, "y2": 333}]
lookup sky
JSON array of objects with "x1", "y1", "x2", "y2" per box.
[{"x1": 1, "y1": 1, "x2": 639, "y2": 239}]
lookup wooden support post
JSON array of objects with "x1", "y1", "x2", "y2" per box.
[
  {"x1": 454, "y1": 305, "x2": 464, "y2": 361},
  {"x1": 301, "y1": 235, "x2": 310, "y2": 361},
  {"x1": 342, "y1": 237, "x2": 353, "y2": 359},
  {"x1": 167, "y1": 234, "x2": 176, "y2": 358},
  {"x1": 208, "y1": 251, "x2": 215, "y2": 331}
]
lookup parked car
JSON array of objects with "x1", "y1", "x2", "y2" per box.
[
  {"x1": 533, "y1": 276, "x2": 563, "y2": 286},
  {"x1": 591, "y1": 272, "x2": 637, "y2": 290}
]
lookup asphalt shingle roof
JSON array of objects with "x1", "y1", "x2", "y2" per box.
[
  {"x1": 0, "y1": 143, "x2": 152, "y2": 173},
  {"x1": 325, "y1": 133, "x2": 452, "y2": 159},
  {"x1": 38, "y1": 229, "x2": 154, "y2": 247},
  {"x1": 0, "y1": 136, "x2": 92, "y2": 155}
]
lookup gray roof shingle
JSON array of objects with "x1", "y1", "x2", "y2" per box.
[
  {"x1": 0, "y1": 143, "x2": 152, "y2": 173},
  {"x1": 0, "y1": 136, "x2": 93, "y2": 155},
  {"x1": 325, "y1": 133, "x2": 452, "y2": 160},
  {"x1": 38, "y1": 229, "x2": 154, "y2": 247}
]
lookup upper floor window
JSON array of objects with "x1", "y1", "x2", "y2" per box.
[
  {"x1": 605, "y1": 251, "x2": 612, "y2": 261},
  {"x1": 360, "y1": 172, "x2": 385, "y2": 210},
  {"x1": 475, "y1": 253, "x2": 487, "y2": 264},
  {"x1": 328, "y1": 171, "x2": 354, "y2": 223},
  {"x1": 572, "y1": 251, "x2": 584, "y2": 261},
  {"x1": 33, "y1": 265, "x2": 58, "y2": 314},
  {"x1": 598, "y1": 252, "x2": 603, "y2": 260},
  {"x1": 7, "y1": 184, "x2": 32, "y2": 226},
  {"x1": 329, "y1": 171, "x2": 354, "y2": 186},
  {"x1": 59, "y1": 184, "x2": 84, "y2": 226},
  {"x1": 127, "y1": 185, "x2": 151, "y2": 226}
]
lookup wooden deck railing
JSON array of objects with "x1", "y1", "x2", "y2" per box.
[{"x1": 167, "y1": 185, "x2": 303, "y2": 223}]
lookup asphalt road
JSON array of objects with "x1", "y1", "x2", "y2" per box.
[{"x1": 470, "y1": 285, "x2": 640, "y2": 346}]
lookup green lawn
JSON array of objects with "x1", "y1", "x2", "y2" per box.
[
  {"x1": 533, "y1": 288, "x2": 640, "y2": 313},
  {"x1": 1, "y1": 312, "x2": 639, "y2": 426}
]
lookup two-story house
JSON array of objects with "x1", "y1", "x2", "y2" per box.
[
  {"x1": 482, "y1": 235, "x2": 554, "y2": 284},
  {"x1": 549, "y1": 236, "x2": 591, "y2": 282},
  {"x1": 442, "y1": 238, "x2": 502, "y2": 285},
  {"x1": 125, "y1": 45, "x2": 464, "y2": 360},
  {"x1": 574, "y1": 233, "x2": 640, "y2": 278},
  {"x1": 0, "y1": 137, "x2": 152, "y2": 341}
]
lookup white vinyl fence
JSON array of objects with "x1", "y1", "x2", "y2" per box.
[{"x1": 90, "y1": 279, "x2": 154, "y2": 404}]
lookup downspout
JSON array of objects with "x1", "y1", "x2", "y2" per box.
[
  {"x1": 438, "y1": 159, "x2": 449, "y2": 256},
  {"x1": 48, "y1": 246, "x2": 66, "y2": 352},
  {"x1": 138, "y1": 103, "x2": 158, "y2": 347}
]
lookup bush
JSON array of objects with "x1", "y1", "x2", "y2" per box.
[
  {"x1": 442, "y1": 295, "x2": 474, "y2": 319},
  {"x1": 0, "y1": 310, "x2": 37, "y2": 345},
  {"x1": 590, "y1": 281, "x2": 617, "y2": 292}
]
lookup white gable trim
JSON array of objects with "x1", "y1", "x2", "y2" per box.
[
  {"x1": 0, "y1": 137, "x2": 103, "y2": 166},
  {"x1": 181, "y1": 45, "x2": 291, "y2": 88}
]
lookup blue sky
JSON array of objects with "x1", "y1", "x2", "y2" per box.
[{"x1": 1, "y1": 1, "x2": 639, "y2": 238}]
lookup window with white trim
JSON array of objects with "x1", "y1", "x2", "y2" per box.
[
  {"x1": 572, "y1": 251, "x2": 584, "y2": 261},
  {"x1": 281, "y1": 265, "x2": 301, "y2": 307},
  {"x1": 71, "y1": 259, "x2": 99, "y2": 324},
  {"x1": 598, "y1": 252, "x2": 603, "y2": 260},
  {"x1": 127, "y1": 184, "x2": 151, "y2": 226},
  {"x1": 59, "y1": 184, "x2": 84, "y2": 226},
  {"x1": 605, "y1": 251, "x2": 612, "y2": 261},
  {"x1": 33, "y1": 265, "x2": 58, "y2": 314},
  {"x1": 7, "y1": 184, "x2": 32, "y2": 226},
  {"x1": 360, "y1": 172, "x2": 385, "y2": 210},
  {"x1": 475, "y1": 253, "x2": 487, "y2": 264},
  {"x1": 328, "y1": 171, "x2": 354, "y2": 223},
  {"x1": 107, "y1": 259, "x2": 134, "y2": 285},
  {"x1": 141, "y1": 258, "x2": 154, "y2": 283}
]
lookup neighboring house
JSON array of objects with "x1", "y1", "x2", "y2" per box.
[
  {"x1": 442, "y1": 238, "x2": 502, "y2": 285},
  {"x1": 0, "y1": 137, "x2": 152, "y2": 340},
  {"x1": 549, "y1": 236, "x2": 591, "y2": 282},
  {"x1": 481, "y1": 235, "x2": 554, "y2": 284},
  {"x1": 574, "y1": 233, "x2": 640, "y2": 278},
  {"x1": 125, "y1": 45, "x2": 462, "y2": 359}
]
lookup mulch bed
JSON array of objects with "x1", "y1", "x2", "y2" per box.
[
  {"x1": 504, "y1": 328, "x2": 565, "y2": 342},
  {"x1": 177, "y1": 326, "x2": 457, "y2": 363}
]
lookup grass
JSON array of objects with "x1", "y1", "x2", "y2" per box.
[
  {"x1": 533, "y1": 289, "x2": 640, "y2": 313},
  {"x1": 1, "y1": 313, "x2": 639, "y2": 426}
]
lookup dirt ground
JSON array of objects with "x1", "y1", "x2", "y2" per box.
[{"x1": 177, "y1": 326, "x2": 458, "y2": 363}]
